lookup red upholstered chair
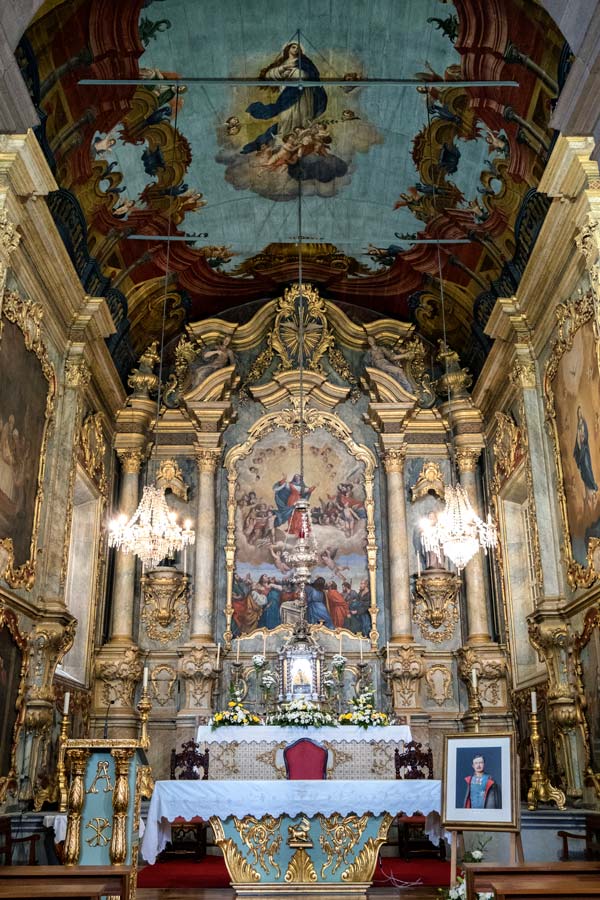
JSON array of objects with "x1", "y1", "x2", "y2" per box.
[
  {"x1": 394, "y1": 741, "x2": 445, "y2": 860},
  {"x1": 284, "y1": 738, "x2": 328, "y2": 779}
]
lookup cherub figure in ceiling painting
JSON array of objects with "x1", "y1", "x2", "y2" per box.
[{"x1": 217, "y1": 42, "x2": 381, "y2": 200}]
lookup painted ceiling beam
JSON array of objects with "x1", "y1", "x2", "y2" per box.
[
  {"x1": 126, "y1": 235, "x2": 473, "y2": 245},
  {"x1": 78, "y1": 78, "x2": 519, "y2": 89}
]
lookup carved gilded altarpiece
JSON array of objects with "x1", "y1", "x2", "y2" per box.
[
  {"x1": 0, "y1": 293, "x2": 55, "y2": 589},
  {"x1": 224, "y1": 408, "x2": 377, "y2": 647},
  {"x1": 545, "y1": 290, "x2": 600, "y2": 587}
]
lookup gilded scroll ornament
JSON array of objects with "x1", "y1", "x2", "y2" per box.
[
  {"x1": 341, "y1": 813, "x2": 392, "y2": 882},
  {"x1": 141, "y1": 568, "x2": 190, "y2": 643},
  {"x1": 411, "y1": 460, "x2": 445, "y2": 502},
  {"x1": 149, "y1": 664, "x2": 177, "y2": 706},
  {"x1": 80, "y1": 413, "x2": 108, "y2": 495},
  {"x1": 0, "y1": 209, "x2": 20, "y2": 256},
  {"x1": 425, "y1": 664, "x2": 453, "y2": 706},
  {"x1": 156, "y1": 458, "x2": 188, "y2": 500},
  {"x1": 96, "y1": 647, "x2": 143, "y2": 707},
  {"x1": 0, "y1": 606, "x2": 28, "y2": 803},
  {"x1": 211, "y1": 817, "x2": 261, "y2": 882},
  {"x1": 388, "y1": 645, "x2": 424, "y2": 708},
  {"x1": 64, "y1": 747, "x2": 91, "y2": 865},
  {"x1": 510, "y1": 357, "x2": 536, "y2": 389},
  {"x1": 318, "y1": 813, "x2": 369, "y2": 877},
  {"x1": 492, "y1": 412, "x2": 522, "y2": 491},
  {"x1": 65, "y1": 358, "x2": 91, "y2": 388},
  {"x1": 412, "y1": 571, "x2": 461, "y2": 642},
  {"x1": 85, "y1": 816, "x2": 111, "y2": 847},
  {"x1": 284, "y1": 848, "x2": 318, "y2": 883},
  {"x1": 179, "y1": 645, "x2": 219, "y2": 710},
  {"x1": 233, "y1": 814, "x2": 282, "y2": 876},
  {"x1": 110, "y1": 748, "x2": 134, "y2": 865}
]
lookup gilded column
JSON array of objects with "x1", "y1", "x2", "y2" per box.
[
  {"x1": 456, "y1": 448, "x2": 491, "y2": 644},
  {"x1": 191, "y1": 448, "x2": 221, "y2": 640},
  {"x1": 110, "y1": 450, "x2": 143, "y2": 643},
  {"x1": 382, "y1": 447, "x2": 413, "y2": 642}
]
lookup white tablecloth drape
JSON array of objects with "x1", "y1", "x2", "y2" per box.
[
  {"x1": 196, "y1": 724, "x2": 412, "y2": 745},
  {"x1": 140, "y1": 778, "x2": 441, "y2": 864}
]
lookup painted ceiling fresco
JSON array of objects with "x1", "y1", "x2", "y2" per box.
[{"x1": 19, "y1": 0, "x2": 568, "y2": 378}]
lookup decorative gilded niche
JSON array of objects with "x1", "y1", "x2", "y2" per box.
[
  {"x1": 0, "y1": 292, "x2": 56, "y2": 590},
  {"x1": 141, "y1": 567, "x2": 190, "y2": 644}
]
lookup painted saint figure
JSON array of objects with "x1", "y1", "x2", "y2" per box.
[
  {"x1": 573, "y1": 406, "x2": 598, "y2": 499},
  {"x1": 273, "y1": 473, "x2": 315, "y2": 534},
  {"x1": 463, "y1": 754, "x2": 501, "y2": 809},
  {"x1": 305, "y1": 576, "x2": 334, "y2": 628},
  {"x1": 365, "y1": 336, "x2": 413, "y2": 393}
]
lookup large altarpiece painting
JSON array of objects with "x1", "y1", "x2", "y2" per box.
[
  {"x1": 0, "y1": 294, "x2": 55, "y2": 590},
  {"x1": 224, "y1": 409, "x2": 377, "y2": 646}
]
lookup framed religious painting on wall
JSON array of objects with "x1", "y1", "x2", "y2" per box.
[{"x1": 441, "y1": 732, "x2": 519, "y2": 831}]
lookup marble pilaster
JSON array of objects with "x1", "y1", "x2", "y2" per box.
[
  {"x1": 456, "y1": 447, "x2": 492, "y2": 644},
  {"x1": 109, "y1": 449, "x2": 143, "y2": 643},
  {"x1": 381, "y1": 447, "x2": 413, "y2": 642},
  {"x1": 191, "y1": 448, "x2": 221, "y2": 640}
]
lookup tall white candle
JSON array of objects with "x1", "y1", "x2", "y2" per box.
[
  {"x1": 143, "y1": 666, "x2": 149, "y2": 690},
  {"x1": 236, "y1": 639, "x2": 240, "y2": 663},
  {"x1": 417, "y1": 552, "x2": 421, "y2": 577},
  {"x1": 263, "y1": 632, "x2": 266, "y2": 656},
  {"x1": 216, "y1": 643, "x2": 220, "y2": 668},
  {"x1": 339, "y1": 634, "x2": 342, "y2": 655},
  {"x1": 386, "y1": 641, "x2": 390, "y2": 667},
  {"x1": 531, "y1": 690, "x2": 537, "y2": 714},
  {"x1": 360, "y1": 640, "x2": 363, "y2": 663},
  {"x1": 471, "y1": 668, "x2": 478, "y2": 689},
  {"x1": 63, "y1": 692, "x2": 70, "y2": 715}
]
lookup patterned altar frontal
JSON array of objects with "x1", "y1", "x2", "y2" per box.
[{"x1": 196, "y1": 725, "x2": 412, "y2": 780}]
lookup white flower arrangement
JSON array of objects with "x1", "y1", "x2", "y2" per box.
[
  {"x1": 268, "y1": 698, "x2": 337, "y2": 728},
  {"x1": 331, "y1": 653, "x2": 346, "y2": 670},
  {"x1": 210, "y1": 700, "x2": 262, "y2": 729},
  {"x1": 339, "y1": 690, "x2": 389, "y2": 729},
  {"x1": 252, "y1": 653, "x2": 266, "y2": 669},
  {"x1": 260, "y1": 669, "x2": 278, "y2": 690},
  {"x1": 438, "y1": 837, "x2": 492, "y2": 900}
]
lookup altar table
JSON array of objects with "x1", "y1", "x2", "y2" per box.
[
  {"x1": 195, "y1": 724, "x2": 412, "y2": 780},
  {"x1": 141, "y1": 778, "x2": 442, "y2": 897}
]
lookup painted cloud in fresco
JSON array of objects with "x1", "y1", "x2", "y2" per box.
[{"x1": 216, "y1": 46, "x2": 382, "y2": 201}]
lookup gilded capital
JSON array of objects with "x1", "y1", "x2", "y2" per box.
[
  {"x1": 456, "y1": 447, "x2": 480, "y2": 472},
  {"x1": 0, "y1": 209, "x2": 20, "y2": 255},
  {"x1": 196, "y1": 448, "x2": 221, "y2": 473},
  {"x1": 382, "y1": 447, "x2": 406, "y2": 474},
  {"x1": 510, "y1": 357, "x2": 536, "y2": 389},
  {"x1": 65, "y1": 357, "x2": 91, "y2": 389},
  {"x1": 117, "y1": 449, "x2": 144, "y2": 474}
]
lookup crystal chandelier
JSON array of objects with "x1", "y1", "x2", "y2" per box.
[
  {"x1": 109, "y1": 484, "x2": 195, "y2": 570},
  {"x1": 420, "y1": 483, "x2": 496, "y2": 572},
  {"x1": 418, "y1": 88, "x2": 497, "y2": 574},
  {"x1": 108, "y1": 92, "x2": 195, "y2": 570}
]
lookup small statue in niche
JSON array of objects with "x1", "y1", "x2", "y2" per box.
[
  {"x1": 364, "y1": 335, "x2": 413, "y2": 393},
  {"x1": 127, "y1": 341, "x2": 160, "y2": 396},
  {"x1": 416, "y1": 509, "x2": 447, "y2": 571}
]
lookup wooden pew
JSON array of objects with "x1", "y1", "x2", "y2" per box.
[
  {"x1": 464, "y1": 860, "x2": 600, "y2": 900},
  {"x1": 0, "y1": 864, "x2": 131, "y2": 899},
  {"x1": 488, "y1": 873, "x2": 600, "y2": 899}
]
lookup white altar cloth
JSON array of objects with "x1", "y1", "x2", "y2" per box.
[
  {"x1": 140, "y1": 778, "x2": 441, "y2": 864},
  {"x1": 196, "y1": 723, "x2": 412, "y2": 745}
]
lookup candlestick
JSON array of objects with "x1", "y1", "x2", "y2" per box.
[
  {"x1": 143, "y1": 666, "x2": 149, "y2": 690},
  {"x1": 527, "y1": 707, "x2": 565, "y2": 810},
  {"x1": 236, "y1": 639, "x2": 240, "y2": 663},
  {"x1": 57, "y1": 708, "x2": 71, "y2": 812},
  {"x1": 216, "y1": 643, "x2": 220, "y2": 668},
  {"x1": 360, "y1": 640, "x2": 363, "y2": 663},
  {"x1": 386, "y1": 641, "x2": 390, "y2": 668},
  {"x1": 531, "y1": 690, "x2": 537, "y2": 714},
  {"x1": 63, "y1": 691, "x2": 70, "y2": 715}
]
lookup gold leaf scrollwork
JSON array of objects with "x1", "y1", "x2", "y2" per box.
[
  {"x1": 211, "y1": 817, "x2": 261, "y2": 883},
  {"x1": 140, "y1": 568, "x2": 190, "y2": 643},
  {"x1": 341, "y1": 813, "x2": 392, "y2": 882},
  {"x1": 284, "y1": 848, "x2": 318, "y2": 883},
  {"x1": 317, "y1": 813, "x2": 369, "y2": 877},
  {"x1": 412, "y1": 571, "x2": 461, "y2": 643},
  {"x1": 411, "y1": 460, "x2": 445, "y2": 502},
  {"x1": 232, "y1": 814, "x2": 282, "y2": 877},
  {"x1": 80, "y1": 412, "x2": 108, "y2": 496}
]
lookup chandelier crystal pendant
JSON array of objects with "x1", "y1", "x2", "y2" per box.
[
  {"x1": 109, "y1": 484, "x2": 195, "y2": 571},
  {"x1": 421, "y1": 483, "x2": 497, "y2": 572}
]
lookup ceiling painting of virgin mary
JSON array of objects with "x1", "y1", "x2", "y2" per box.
[{"x1": 19, "y1": 0, "x2": 568, "y2": 377}]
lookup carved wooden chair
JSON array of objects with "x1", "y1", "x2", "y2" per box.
[
  {"x1": 394, "y1": 741, "x2": 445, "y2": 860},
  {"x1": 0, "y1": 817, "x2": 39, "y2": 865},
  {"x1": 160, "y1": 741, "x2": 210, "y2": 860},
  {"x1": 558, "y1": 814, "x2": 600, "y2": 860},
  {"x1": 284, "y1": 738, "x2": 328, "y2": 780}
]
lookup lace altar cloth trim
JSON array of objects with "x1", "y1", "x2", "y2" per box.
[
  {"x1": 140, "y1": 778, "x2": 441, "y2": 864},
  {"x1": 196, "y1": 724, "x2": 412, "y2": 744}
]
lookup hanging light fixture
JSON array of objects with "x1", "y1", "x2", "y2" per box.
[
  {"x1": 281, "y1": 161, "x2": 319, "y2": 595},
  {"x1": 108, "y1": 98, "x2": 195, "y2": 571},
  {"x1": 418, "y1": 90, "x2": 497, "y2": 574}
]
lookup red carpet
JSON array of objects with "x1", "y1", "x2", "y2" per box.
[{"x1": 137, "y1": 856, "x2": 450, "y2": 889}]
